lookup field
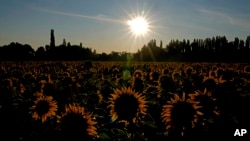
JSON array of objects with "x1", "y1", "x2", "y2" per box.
[{"x1": 0, "y1": 61, "x2": 250, "y2": 140}]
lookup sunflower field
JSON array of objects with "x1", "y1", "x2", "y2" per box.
[{"x1": 0, "y1": 61, "x2": 250, "y2": 140}]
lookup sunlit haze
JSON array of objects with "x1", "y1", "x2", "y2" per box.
[{"x1": 1, "y1": 0, "x2": 250, "y2": 53}]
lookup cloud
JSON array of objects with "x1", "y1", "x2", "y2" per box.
[
  {"x1": 198, "y1": 8, "x2": 250, "y2": 30},
  {"x1": 35, "y1": 7, "x2": 125, "y2": 24}
]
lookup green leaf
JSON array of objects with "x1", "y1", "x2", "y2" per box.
[
  {"x1": 141, "y1": 121, "x2": 157, "y2": 129},
  {"x1": 98, "y1": 132, "x2": 110, "y2": 140}
]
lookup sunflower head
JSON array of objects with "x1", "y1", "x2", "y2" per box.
[
  {"x1": 131, "y1": 77, "x2": 144, "y2": 93},
  {"x1": 161, "y1": 92, "x2": 203, "y2": 136},
  {"x1": 108, "y1": 87, "x2": 147, "y2": 124},
  {"x1": 149, "y1": 71, "x2": 160, "y2": 81},
  {"x1": 184, "y1": 66, "x2": 193, "y2": 77},
  {"x1": 215, "y1": 68, "x2": 224, "y2": 78},
  {"x1": 159, "y1": 75, "x2": 175, "y2": 91},
  {"x1": 112, "y1": 67, "x2": 120, "y2": 77},
  {"x1": 172, "y1": 70, "x2": 182, "y2": 82},
  {"x1": 58, "y1": 103, "x2": 97, "y2": 140},
  {"x1": 30, "y1": 95, "x2": 58, "y2": 123},
  {"x1": 133, "y1": 69, "x2": 144, "y2": 79},
  {"x1": 162, "y1": 68, "x2": 170, "y2": 75},
  {"x1": 189, "y1": 89, "x2": 220, "y2": 117},
  {"x1": 203, "y1": 78, "x2": 216, "y2": 91},
  {"x1": 243, "y1": 66, "x2": 250, "y2": 74}
]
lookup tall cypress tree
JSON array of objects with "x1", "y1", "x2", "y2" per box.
[{"x1": 50, "y1": 29, "x2": 55, "y2": 49}]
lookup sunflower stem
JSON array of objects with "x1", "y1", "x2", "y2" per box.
[
  {"x1": 131, "y1": 132, "x2": 134, "y2": 141},
  {"x1": 129, "y1": 121, "x2": 136, "y2": 141}
]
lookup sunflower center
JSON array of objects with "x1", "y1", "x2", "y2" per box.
[
  {"x1": 114, "y1": 94, "x2": 139, "y2": 121},
  {"x1": 134, "y1": 78, "x2": 144, "y2": 91},
  {"x1": 171, "y1": 101, "x2": 196, "y2": 127},
  {"x1": 245, "y1": 66, "x2": 250, "y2": 72},
  {"x1": 198, "y1": 95, "x2": 214, "y2": 114},
  {"x1": 36, "y1": 100, "x2": 50, "y2": 116}
]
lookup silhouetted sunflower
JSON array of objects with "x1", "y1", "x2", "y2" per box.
[
  {"x1": 189, "y1": 88, "x2": 220, "y2": 117},
  {"x1": 30, "y1": 95, "x2": 58, "y2": 123},
  {"x1": 184, "y1": 66, "x2": 194, "y2": 77},
  {"x1": 112, "y1": 67, "x2": 120, "y2": 78},
  {"x1": 108, "y1": 87, "x2": 147, "y2": 124},
  {"x1": 171, "y1": 69, "x2": 183, "y2": 85},
  {"x1": 149, "y1": 71, "x2": 160, "y2": 81},
  {"x1": 131, "y1": 77, "x2": 144, "y2": 93},
  {"x1": 172, "y1": 69, "x2": 182, "y2": 79},
  {"x1": 243, "y1": 65, "x2": 250, "y2": 74},
  {"x1": 161, "y1": 68, "x2": 170, "y2": 75},
  {"x1": 133, "y1": 69, "x2": 144, "y2": 79},
  {"x1": 161, "y1": 92, "x2": 203, "y2": 136},
  {"x1": 58, "y1": 103, "x2": 97, "y2": 140},
  {"x1": 159, "y1": 75, "x2": 175, "y2": 91}
]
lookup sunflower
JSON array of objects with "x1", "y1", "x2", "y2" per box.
[
  {"x1": 189, "y1": 88, "x2": 220, "y2": 117},
  {"x1": 159, "y1": 75, "x2": 175, "y2": 91},
  {"x1": 108, "y1": 87, "x2": 147, "y2": 124},
  {"x1": 243, "y1": 65, "x2": 250, "y2": 74},
  {"x1": 161, "y1": 92, "x2": 203, "y2": 136},
  {"x1": 112, "y1": 67, "x2": 120, "y2": 78},
  {"x1": 171, "y1": 69, "x2": 182, "y2": 82},
  {"x1": 131, "y1": 69, "x2": 145, "y2": 92},
  {"x1": 161, "y1": 68, "x2": 170, "y2": 75},
  {"x1": 30, "y1": 95, "x2": 58, "y2": 123},
  {"x1": 133, "y1": 69, "x2": 144, "y2": 79},
  {"x1": 58, "y1": 103, "x2": 97, "y2": 140},
  {"x1": 184, "y1": 66, "x2": 194, "y2": 77},
  {"x1": 149, "y1": 71, "x2": 160, "y2": 81}
]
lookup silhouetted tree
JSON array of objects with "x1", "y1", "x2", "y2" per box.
[
  {"x1": 160, "y1": 40, "x2": 163, "y2": 49},
  {"x1": 35, "y1": 46, "x2": 46, "y2": 60},
  {"x1": 50, "y1": 29, "x2": 55, "y2": 49},
  {"x1": 62, "y1": 39, "x2": 66, "y2": 46},
  {"x1": 1, "y1": 32, "x2": 250, "y2": 62}
]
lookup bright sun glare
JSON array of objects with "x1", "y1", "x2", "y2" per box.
[{"x1": 127, "y1": 16, "x2": 149, "y2": 36}]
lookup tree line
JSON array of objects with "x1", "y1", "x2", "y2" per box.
[
  {"x1": 0, "y1": 29, "x2": 250, "y2": 62},
  {"x1": 134, "y1": 35, "x2": 250, "y2": 62}
]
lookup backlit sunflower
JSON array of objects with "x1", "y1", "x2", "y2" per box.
[
  {"x1": 161, "y1": 92, "x2": 203, "y2": 136},
  {"x1": 184, "y1": 66, "x2": 194, "y2": 77},
  {"x1": 133, "y1": 69, "x2": 144, "y2": 79},
  {"x1": 58, "y1": 103, "x2": 97, "y2": 140},
  {"x1": 243, "y1": 65, "x2": 250, "y2": 74},
  {"x1": 171, "y1": 69, "x2": 183, "y2": 86},
  {"x1": 172, "y1": 69, "x2": 182, "y2": 80},
  {"x1": 189, "y1": 88, "x2": 220, "y2": 117},
  {"x1": 108, "y1": 87, "x2": 147, "y2": 124},
  {"x1": 131, "y1": 77, "x2": 144, "y2": 93},
  {"x1": 30, "y1": 95, "x2": 58, "y2": 123}
]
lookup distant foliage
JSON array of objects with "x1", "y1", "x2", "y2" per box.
[{"x1": 1, "y1": 35, "x2": 250, "y2": 62}]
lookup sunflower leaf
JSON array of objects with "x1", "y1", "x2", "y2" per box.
[
  {"x1": 98, "y1": 132, "x2": 110, "y2": 140},
  {"x1": 141, "y1": 121, "x2": 157, "y2": 128}
]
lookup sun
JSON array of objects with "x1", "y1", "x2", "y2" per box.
[{"x1": 127, "y1": 16, "x2": 149, "y2": 36}]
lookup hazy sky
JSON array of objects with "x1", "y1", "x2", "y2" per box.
[{"x1": 1, "y1": 0, "x2": 250, "y2": 53}]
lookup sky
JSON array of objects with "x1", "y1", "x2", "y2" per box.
[{"x1": 1, "y1": 0, "x2": 250, "y2": 53}]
